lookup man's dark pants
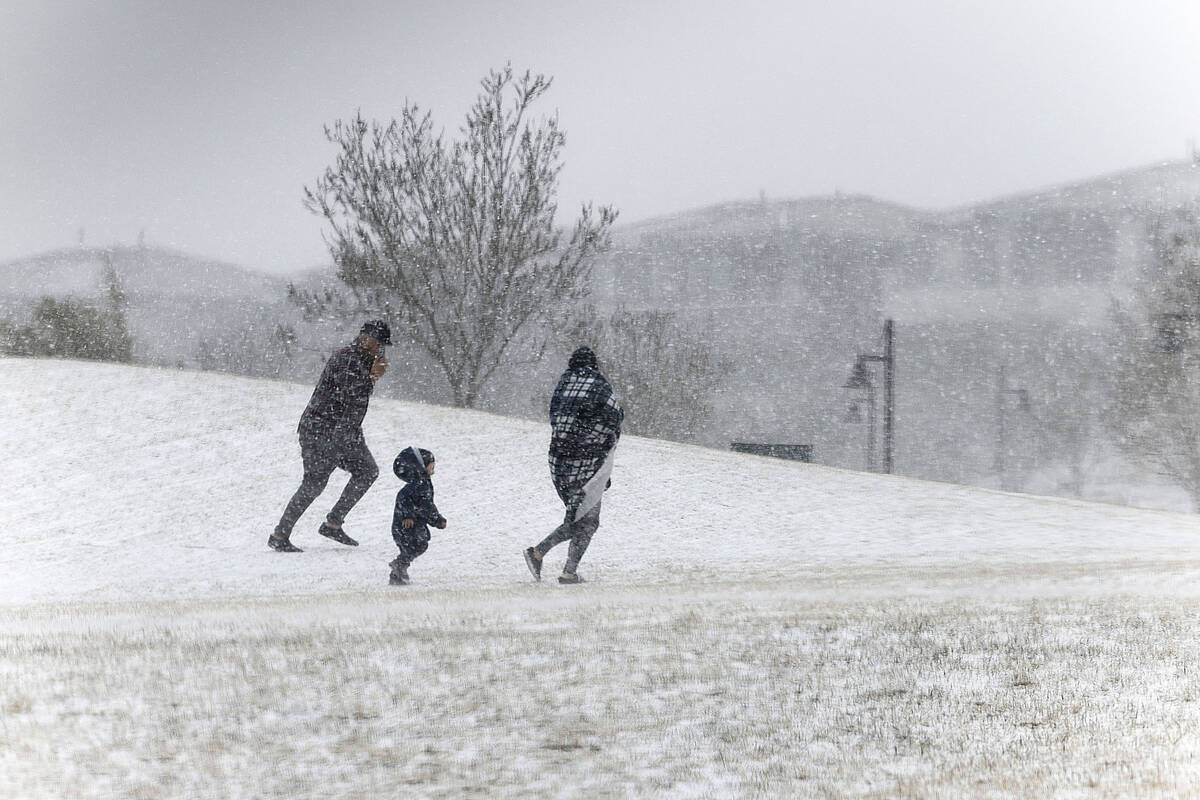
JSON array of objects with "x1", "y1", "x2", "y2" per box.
[{"x1": 275, "y1": 434, "x2": 379, "y2": 537}]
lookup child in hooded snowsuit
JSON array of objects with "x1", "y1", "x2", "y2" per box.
[{"x1": 389, "y1": 446, "x2": 447, "y2": 585}]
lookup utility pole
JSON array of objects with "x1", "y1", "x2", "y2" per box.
[
  {"x1": 883, "y1": 318, "x2": 894, "y2": 475},
  {"x1": 995, "y1": 364, "x2": 1030, "y2": 491},
  {"x1": 843, "y1": 319, "x2": 896, "y2": 474}
]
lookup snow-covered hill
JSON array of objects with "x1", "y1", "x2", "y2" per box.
[
  {"x1": 2, "y1": 357, "x2": 1196, "y2": 607},
  {"x1": 6, "y1": 357, "x2": 1200, "y2": 798}
]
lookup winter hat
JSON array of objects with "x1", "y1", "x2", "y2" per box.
[
  {"x1": 404, "y1": 445, "x2": 434, "y2": 467},
  {"x1": 360, "y1": 319, "x2": 392, "y2": 345},
  {"x1": 568, "y1": 346, "x2": 598, "y2": 370},
  {"x1": 393, "y1": 446, "x2": 434, "y2": 481}
]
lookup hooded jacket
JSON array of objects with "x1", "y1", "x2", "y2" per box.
[{"x1": 391, "y1": 447, "x2": 445, "y2": 550}]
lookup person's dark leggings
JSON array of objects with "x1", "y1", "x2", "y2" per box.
[
  {"x1": 275, "y1": 435, "x2": 379, "y2": 537},
  {"x1": 535, "y1": 502, "x2": 601, "y2": 574}
]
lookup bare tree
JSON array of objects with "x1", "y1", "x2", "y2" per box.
[
  {"x1": 303, "y1": 65, "x2": 617, "y2": 407},
  {"x1": 196, "y1": 322, "x2": 300, "y2": 380},
  {"x1": 1106, "y1": 205, "x2": 1200, "y2": 509},
  {"x1": 588, "y1": 307, "x2": 732, "y2": 442}
]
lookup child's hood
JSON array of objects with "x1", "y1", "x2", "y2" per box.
[{"x1": 393, "y1": 446, "x2": 433, "y2": 483}]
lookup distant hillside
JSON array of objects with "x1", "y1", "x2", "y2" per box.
[
  {"x1": 581, "y1": 158, "x2": 1200, "y2": 496},
  {"x1": 0, "y1": 245, "x2": 297, "y2": 367},
  {"x1": 0, "y1": 245, "x2": 286, "y2": 300}
]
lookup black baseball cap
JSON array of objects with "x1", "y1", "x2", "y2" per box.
[{"x1": 360, "y1": 319, "x2": 392, "y2": 345}]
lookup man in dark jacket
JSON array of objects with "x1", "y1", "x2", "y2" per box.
[
  {"x1": 269, "y1": 320, "x2": 391, "y2": 552},
  {"x1": 524, "y1": 346, "x2": 623, "y2": 584}
]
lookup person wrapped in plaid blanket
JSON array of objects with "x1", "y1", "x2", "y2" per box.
[{"x1": 524, "y1": 346, "x2": 623, "y2": 584}]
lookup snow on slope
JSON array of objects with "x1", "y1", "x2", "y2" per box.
[{"x1": 1, "y1": 357, "x2": 1197, "y2": 607}]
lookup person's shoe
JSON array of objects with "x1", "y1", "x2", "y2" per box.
[
  {"x1": 318, "y1": 522, "x2": 358, "y2": 546},
  {"x1": 268, "y1": 533, "x2": 302, "y2": 553},
  {"x1": 523, "y1": 547, "x2": 543, "y2": 581},
  {"x1": 388, "y1": 558, "x2": 409, "y2": 586},
  {"x1": 558, "y1": 572, "x2": 585, "y2": 584}
]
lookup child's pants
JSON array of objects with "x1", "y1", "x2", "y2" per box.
[
  {"x1": 392, "y1": 526, "x2": 430, "y2": 566},
  {"x1": 535, "y1": 502, "x2": 601, "y2": 574}
]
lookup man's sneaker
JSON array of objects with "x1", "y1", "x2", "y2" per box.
[
  {"x1": 388, "y1": 558, "x2": 409, "y2": 586},
  {"x1": 268, "y1": 533, "x2": 302, "y2": 553},
  {"x1": 558, "y1": 572, "x2": 585, "y2": 584},
  {"x1": 318, "y1": 522, "x2": 358, "y2": 546},
  {"x1": 523, "y1": 548, "x2": 543, "y2": 581}
]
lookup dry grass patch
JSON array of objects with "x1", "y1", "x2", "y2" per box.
[{"x1": 1, "y1": 584, "x2": 1198, "y2": 798}]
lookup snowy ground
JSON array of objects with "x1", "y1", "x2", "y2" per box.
[{"x1": 3, "y1": 358, "x2": 1200, "y2": 798}]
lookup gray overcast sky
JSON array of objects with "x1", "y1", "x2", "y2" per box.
[{"x1": 3, "y1": 0, "x2": 1200, "y2": 274}]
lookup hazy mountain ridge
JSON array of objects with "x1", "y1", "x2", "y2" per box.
[
  {"x1": 619, "y1": 193, "x2": 933, "y2": 242},
  {"x1": 958, "y1": 159, "x2": 1200, "y2": 218},
  {"x1": 620, "y1": 159, "x2": 1200, "y2": 241},
  {"x1": 0, "y1": 245, "x2": 289, "y2": 300},
  {"x1": 4, "y1": 159, "x2": 1193, "y2": 318}
]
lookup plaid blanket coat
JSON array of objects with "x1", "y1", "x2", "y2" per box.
[{"x1": 548, "y1": 361, "x2": 624, "y2": 520}]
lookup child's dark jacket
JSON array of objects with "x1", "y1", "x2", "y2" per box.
[{"x1": 391, "y1": 447, "x2": 446, "y2": 557}]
